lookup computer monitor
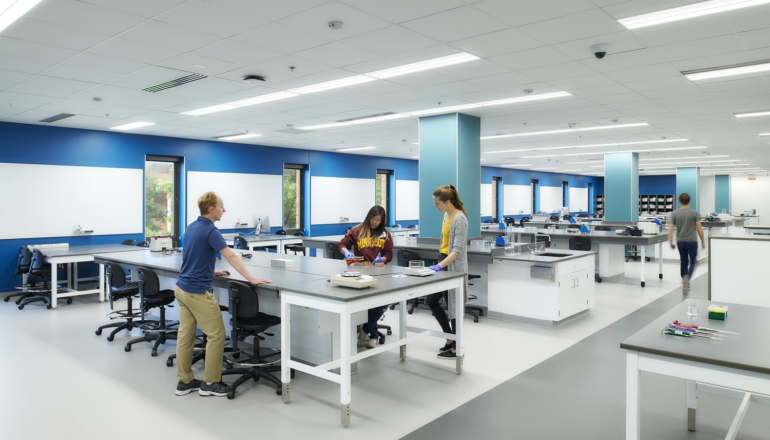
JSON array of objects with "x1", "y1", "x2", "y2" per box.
[
  {"x1": 561, "y1": 207, "x2": 570, "y2": 216},
  {"x1": 253, "y1": 215, "x2": 271, "y2": 235}
]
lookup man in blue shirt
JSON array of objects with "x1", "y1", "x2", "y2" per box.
[{"x1": 175, "y1": 192, "x2": 272, "y2": 397}]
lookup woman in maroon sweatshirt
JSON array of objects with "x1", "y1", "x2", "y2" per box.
[{"x1": 339, "y1": 205, "x2": 394, "y2": 348}]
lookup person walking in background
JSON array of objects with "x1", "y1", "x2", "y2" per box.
[{"x1": 668, "y1": 193, "x2": 705, "y2": 293}]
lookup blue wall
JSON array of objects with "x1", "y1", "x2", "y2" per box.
[
  {"x1": 639, "y1": 175, "x2": 676, "y2": 194},
  {"x1": 0, "y1": 122, "x2": 417, "y2": 292},
  {"x1": 715, "y1": 175, "x2": 730, "y2": 213},
  {"x1": 479, "y1": 166, "x2": 604, "y2": 221}
]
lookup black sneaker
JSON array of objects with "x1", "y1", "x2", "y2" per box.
[
  {"x1": 437, "y1": 350, "x2": 456, "y2": 360},
  {"x1": 199, "y1": 381, "x2": 229, "y2": 397},
  {"x1": 439, "y1": 342, "x2": 453, "y2": 352},
  {"x1": 175, "y1": 379, "x2": 202, "y2": 396}
]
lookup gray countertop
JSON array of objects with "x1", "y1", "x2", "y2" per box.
[
  {"x1": 700, "y1": 220, "x2": 734, "y2": 227},
  {"x1": 710, "y1": 233, "x2": 770, "y2": 242},
  {"x1": 742, "y1": 225, "x2": 770, "y2": 230},
  {"x1": 236, "y1": 251, "x2": 406, "y2": 276},
  {"x1": 620, "y1": 299, "x2": 770, "y2": 375},
  {"x1": 493, "y1": 248, "x2": 597, "y2": 263},
  {"x1": 39, "y1": 244, "x2": 146, "y2": 258}
]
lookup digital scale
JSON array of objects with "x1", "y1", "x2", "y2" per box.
[
  {"x1": 149, "y1": 235, "x2": 173, "y2": 252},
  {"x1": 330, "y1": 272, "x2": 378, "y2": 289},
  {"x1": 404, "y1": 260, "x2": 434, "y2": 277}
]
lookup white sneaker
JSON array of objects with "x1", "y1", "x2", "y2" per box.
[
  {"x1": 366, "y1": 337, "x2": 378, "y2": 349},
  {"x1": 357, "y1": 328, "x2": 366, "y2": 347}
]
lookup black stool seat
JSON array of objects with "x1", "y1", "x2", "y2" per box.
[
  {"x1": 142, "y1": 289, "x2": 175, "y2": 306},
  {"x1": 112, "y1": 282, "x2": 140, "y2": 298},
  {"x1": 230, "y1": 313, "x2": 281, "y2": 331}
]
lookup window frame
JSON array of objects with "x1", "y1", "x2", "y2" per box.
[
  {"x1": 145, "y1": 155, "x2": 181, "y2": 245},
  {"x1": 283, "y1": 164, "x2": 306, "y2": 232},
  {"x1": 376, "y1": 169, "x2": 392, "y2": 226}
]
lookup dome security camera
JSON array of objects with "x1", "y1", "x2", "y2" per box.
[{"x1": 591, "y1": 44, "x2": 610, "y2": 59}]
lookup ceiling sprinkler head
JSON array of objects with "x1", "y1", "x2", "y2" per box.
[
  {"x1": 611, "y1": 119, "x2": 618, "y2": 123},
  {"x1": 523, "y1": 89, "x2": 533, "y2": 94},
  {"x1": 93, "y1": 97, "x2": 102, "y2": 102},
  {"x1": 328, "y1": 21, "x2": 343, "y2": 30},
  {"x1": 243, "y1": 75, "x2": 265, "y2": 85}
]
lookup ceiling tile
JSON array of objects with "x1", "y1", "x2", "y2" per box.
[
  {"x1": 158, "y1": 54, "x2": 243, "y2": 76},
  {"x1": 0, "y1": 56, "x2": 56, "y2": 74},
  {"x1": 70, "y1": 84, "x2": 147, "y2": 100},
  {"x1": 22, "y1": 76, "x2": 98, "y2": 92},
  {"x1": 420, "y1": 80, "x2": 487, "y2": 95},
  {"x1": 78, "y1": 0, "x2": 186, "y2": 18},
  {"x1": 43, "y1": 65, "x2": 122, "y2": 84},
  {"x1": 490, "y1": 47, "x2": 573, "y2": 70},
  {"x1": 466, "y1": 71, "x2": 538, "y2": 89},
  {"x1": 340, "y1": 0, "x2": 464, "y2": 23},
  {"x1": 280, "y1": 2, "x2": 392, "y2": 40},
  {"x1": 722, "y1": 3, "x2": 770, "y2": 32},
  {"x1": 655, "y1": 34, "x2": 745, "y2": 62},
  {"x1": 342, "y1": 26, "x2": 438, "y2": 57},
  {"x1": 604, "y1": 64, "x2": 681, "y2": 83},
  {"x1": 518, "y1": 9, "x2": 625, "y2": 45},
  {"x1": 631, "y1": 15, "x2": 734, "y2": 47},
  {"x1": 589, "y1": 92, "x2": 648, "y2": 105},
  {"x1": 3, "y1": 18, "x2": 109, "y2": 51},
  {"x1": 697, "y1": 77, "x2": 768, "y2": 93},
  {"x1": 62, "y1": 53, "x2": 150, "y2": 75},
  {"x1": 119, "y1": 20, "x2": 222, "y2": 52},
  {"x1": 105, "y1": 66, "x2": 196, "y2": 90},
  {"x1": 292, "y1": 42, "x2": 381, "y2": 68},
  {"x1": 551, "y1": 30, "x2": 646, "y2": 61},
  {"x1": 0, "y1": 69, "x2": 34, "y2": 83},
  {"x1": 580, "y1": 48, "x2": 667, "y2": 73},
  {"x1": 400, "y1": 6, "x2": 508, "y2": 42},
  {"x1": 0, "y1": 79, "x2": 14, "y2": 90},
  {"x1": 568, "y1": 84, "x2": 634, "y2": 97},
  {"x1": 602, "y1": 0, "x2": 715, "y2": 20},
  {"x1": 519, "y1": 61, "x2": 597, "y2": 82},
  {"x1": 738, "y1": 28, "x2": 770, "y2": 51},
  {"x1": 547, "y1": 74, "x2": 616, "y2": 90},
  {"x1": 192, "y1": 40, "x2": 283, "y2": 66},
  {"x1": 6, "y1": 83, "x2": 73, "y2": 98},
  {"x1": 231, "y1": 23, "x2": 333, "y2": 55},
  {"x1": 669, "y1": 52, "x2": 764, "y2": 72},
  {"x1": 448, "y1": 28, "x2": 545, "y2": 58},
  {"x1": 88, "y1": 39, "x2": 181, "y2": 65},
  {"x1": 0, "y1": 37, "x2": 79, "y2": 64},
  {"x1": 25, "y1": 0, "x2": 145, "y2": 35},
  {"x1": 155, "y1": 1, "x2": 269, "y2": 38},
  {"x1": 474, "y1": 0, "x2": 596, "y2": 27},
  {"x1": 215, "y1": 67, "x2": 295, "y2": 87},
  {"x1": 213, "y1": 0, "x2": 329, "y2": 21},
  {"x1": 244, "y1": 55, "x2": 335, "y2": 80}
]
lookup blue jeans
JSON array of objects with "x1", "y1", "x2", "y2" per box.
[
  {"x1": 362, "y1": 305, "x2": 389, "y2": 338},
  {"x1": 677, "y1": 241, "x2": 698, "y2": 278}
]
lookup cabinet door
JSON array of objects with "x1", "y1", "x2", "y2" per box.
[
  {"x1": 558, "y1": 270, "x2": 589, "y2": 319},
  {"x1": 556, "y1": 272, "x2": 574, "y2": 320}
]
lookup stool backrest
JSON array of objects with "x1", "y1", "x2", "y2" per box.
[
  {"x1": 18, "y1": 246, "x2": 33, "y2": 271},
  {"x1": 595, "y1": 226, "x2": 610, "y2": 231},
  {"x1": 30, "y1": 248, "x2": 46, "y2": 272},
  {"x1": 504, "y1": 217, "x2": 515, "y2": 225},
  {"x1": 105, "y1": 262, "x2": 127, "y2": 288},
  {"x1": 276, "y1": 229, "x2": 287, "y2": 235},
  {"x1": 568, "y1": 236, "x2": 591, "y2": 251},
  {"x1": 519, "y1": 217, "x2": 531, "y2": 226},
  {"x1": 233, "y1": 236, "x2": 248, "y2": 249},
  {"x1": 136, "y1": 241, "x2": 149, "y2": 247},
  {"x1": 396, "y1": 249, "x2": 421, "y2": 267},
  {"x1": 325, "y1": 242, "x2": 345, "y2": 260},
  {"x1": 122, "y1": 239, "x2": 136, "y2": 246},
  {"x1": 292, "y1": 231, "x2": 305, "y2": 236},
  {"x1": 227, "y1": 280, "x2": 259, "y2": 320},
  {"x1": 136, "y1": 267, "x2": 161, "y2": 297}
]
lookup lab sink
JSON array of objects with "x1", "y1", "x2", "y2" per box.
[{"x1": 538, "y1": 253, "x2": 571, "y2": 258}]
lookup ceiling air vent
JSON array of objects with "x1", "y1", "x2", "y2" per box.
[
  {"x1": 39, "y1": 113, "x2": 75, "y2": 123},
  {"x1": 142, "y1": 73, "x2": 207, "y2": 93}
]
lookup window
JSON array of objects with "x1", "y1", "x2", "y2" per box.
[
  {"x1": 376, "y1": 170, "x2": 392, "y2": 225},
  {"x1": 492, "y1": 177, "x2": 501, "y2": 221},
  {"x1": 283, "y1": 164, "x2": 305, "y2": 231},
  {"x1": 145, "y1": 155, "x2": 180, "y2": 244}
]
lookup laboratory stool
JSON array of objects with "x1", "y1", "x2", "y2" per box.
[
  {"x1": 95, "y1": 262, "x2": 149, "y2": 341},
  {"x1": 124, "y1": 267, "x2": 178, "y2": 357},
  {"x1": 17, "y1": 248, "x2": 72, "y2": 310},
  {"x1": 5, "y1": 246, "x2": 32, "y2": 304}
]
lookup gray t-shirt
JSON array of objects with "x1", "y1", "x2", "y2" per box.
[{"x1": 672, "y1": 208, "x2": 700, "y2": 243}]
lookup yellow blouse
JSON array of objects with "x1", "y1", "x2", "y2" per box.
[{"x1": 439, "y1": 211, "x2": 458, "y2": 255}]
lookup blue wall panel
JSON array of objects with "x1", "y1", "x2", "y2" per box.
[
  {"x1": 715, "y1": 175, "x2": 730, "y2": 213},
  {"x1": 640, "y1": 175, "x2": 676, "y2": 194},
  {"x1": 419, "y1": 114, "x2": 460, "y2": 238},
  {"x1": 604, "y1": 152, "x2": 639, "y2": 221},
  {"x1": 676, "y1": 167, "x2": 700, "y2": 212}
]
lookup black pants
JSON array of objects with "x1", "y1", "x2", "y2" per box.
[{"x1": 425, "y1": 253, "x2": 456, "y2": 336}]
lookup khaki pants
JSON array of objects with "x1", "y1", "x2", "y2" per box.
[{"x1": 174, "y1": 286, "x2": 226, "y2": 384}]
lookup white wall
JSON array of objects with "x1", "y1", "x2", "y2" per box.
[
  {"x1": 699, "y1": 175, "x2": 715, "y2": 214},
  {"x1": 732, "y1": 175, "x2": 770, "y2": 225}
]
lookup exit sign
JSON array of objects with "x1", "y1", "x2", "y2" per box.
[{"x1": 749, "y1": 176, "x2": 756, "y2": 180}]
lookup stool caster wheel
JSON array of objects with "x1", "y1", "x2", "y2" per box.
[
  {"x1": 124, "y1": 345, "x2": 131, "y2": 352},
  {"x1": 379, "y1": 337, "x2": 385, "y2": 344},
  {"x1": 389, "y1": 304, "x2": 395, "y2": 310},
  {"x1": 407, "y1": 310, "x2": 414, "y2": 315},
  {"x1": 106, "y1": 335, "x2": 114, "y2": 342},
  {"x1": 473, "y1": 317, "x2": 479, "y2": 323},
  {"x1": 597, "y1": 278, "x2": 602, "y2": 283},
  {"x1": 3, "y1": 297, "x2": 9, "y2": 302},
  {"x1": 15, "y1": 299, "x2": 22, "y2": 305},
  {"x1": 18, "y1": 305, "x2": 24, "y2": 310},
  {"x1": 233, "y1": 353, "x2": 240, "y2": 359},
  {"x1": 151, "y1": 350, "x2": 158, "y2": 357},
  {"x1": 275, "y1": 388, "x2": 281, "y2": 396},
  {"x1": 227, "y1": 390, "x2": 235, "y2": 399},
  {"x1": 67, "y1": 298, "x2": 73, "y2": 305},
  {"x1": 387, "y1": 329, "x2": 392, "y2": 335},
  {"x1": 46, "y1": 305, "x2": 52, "y2": 309},
  {"x1": 166, "y1": 359, "x2": 173, "y2": 367},
  {"x1": 95, "y1": 329, "x2": 102, "y2": 336}
]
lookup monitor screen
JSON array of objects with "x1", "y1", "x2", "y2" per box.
[{"x1": 253, "y1": 215, "x2": 270, "y2": 235}]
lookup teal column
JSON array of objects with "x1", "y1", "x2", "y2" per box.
[
  {"x1": 715, "y1": 175, "x2": 730, "y2": 213},
  {"x1": 604, "y1": 152, "x2": 639, "y2": 221},
  {"x1": 419, "y1": 113, "x2": 480, "y2": 238},
  {"x1": 676, "y1": 167, "x2": 700, "y2": 211}
]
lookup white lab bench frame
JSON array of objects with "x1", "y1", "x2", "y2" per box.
[{"x1": 279, "y1": 276, "x2": 465, "y2": 427}]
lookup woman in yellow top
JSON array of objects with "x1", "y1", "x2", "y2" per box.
[{"x1": 427, "y1": 185, "x2": 469, "y2": 360}]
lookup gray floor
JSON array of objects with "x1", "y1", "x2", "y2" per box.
[{"x1": 402, "y1": 275, "x2": 770, "y2": 440}]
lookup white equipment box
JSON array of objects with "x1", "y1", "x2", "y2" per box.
[
  {"x1": 330, "y1": 273, "x2": 377, "y2": 289},
  {"x1": 150, "y1": 235, "x2": 173, "y2": 252},
  {"x1": 405, "y1": 267, "x2": 435, "y2": 277},
  {"x1": 637, "y1": 222, "x2": 659, "y2": 235},
  {"x1": 271, "y1": 259, "x2": 295, "y2": 268}
]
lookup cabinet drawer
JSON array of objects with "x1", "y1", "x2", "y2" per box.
[{"x1": 562, "y1": 256, "x2": 590, "y2": 274}]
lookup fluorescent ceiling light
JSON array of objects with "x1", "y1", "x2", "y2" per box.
[
  {"x1": 217, "y1": 133, "x2": 261, "y2": 141},
  {"x1": 348, "y1": 113, "x2": 410, "y2": 125},
  {"x1": 760, "y1": 133, "x2": 770, "y2": 136},
  {"x1": 413, "y1": 142, "x2": 420, "y2": 145},
  {"x1": 627, "y1": 139, "x2": 688, "y2": 144},
  {"x1": 485, "y1": 139, "x2": 688, "y2": 154},
  {"x1": 576, "y1": 123, "x2": 648, "y2": 131},
  {"x1": 0, "y1": 0, "x2": 44, "y2": 33},
  {"x1": 181, "y1": 104, "x2": 239, "y2": 116},
  {"x1": 502, "y1": 164, "x2": 532, "y2": 167},
  {"x1": 618, "y1": 0, "x2": 770, "y2": 30},
  {"x1": 336, "y1": 146, "x2": 375, "y2": 152},
  {"x1": 651, "y1": 146, "x2": 707, "y2": 152},
  {"x1": 640, "y1": 160, "x2": 740, "y2": 166},
  {"x1": 531, "y1": 167, "x2": 559, "y2": 170},
  {"x1": 366, "y1": 53, "x2": 479, "y2": 79},
  {"x1": 640, "y1": 155, "x2": 729, "y2": 161},
  {"x1": 110, "y1": 121, "x2": 155, "y2": 131},
  {"x1": 411, "y1": 156, "x2": 419, "y2": 159},
  {"x1": 686, "y1": 62, "x2": 770, "y2": 81},
  {"x1": 228, "y1": 91, "x2": 297, "y2": 107},
  {"x1": 735, "y1": 111, "x2": 770, "y2": 118},
  {"x1": 407, "y1": 104, "x2": 481, "y2": 116},
  {"x1": 522, "y1": 146, "x2": 706, "y2": 159},
  {"x1": 476, "y1": 91, "x2": 571, "y2": 106},
  {"x1": 481, "y1": 123, "x2": 649, "y2": 140},
  {"x1": 566, "y1": 161, "x2": 604, "y2": 164},
  {"x1": 555, "y1": 170, "x2": 582, "y2": 172},
  {"x1": 288, "y1": 76, "x2": 375, "y2": 94},
  {"x1": 296, "y1": 122, "x2": 349, "y2": 130}
]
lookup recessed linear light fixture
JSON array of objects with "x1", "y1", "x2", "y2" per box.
[
  {"x1": 110, "y1": 121, "x2": 155, "y2": 131},
  {"x1": 618, "y1": 0, "x2": 770, "y2": 30},
  {"x1": 480, "y1": 122, "x2": 648, "y2": 141},
  {"x1": 684, "y1": 61, "x2": 770, "y2": 81},
  {"x1": 566, "y1": 161, "x2": 605, "y2": 164},
  {"x1": 531, "y1": 167, "x2": 559, "y2": 170},
  {"x1": 637, "y1": 160, "x2": 741, "y2": 166},
  {"x1": 217, "y1": 133, "x2": 262, "y2": 141},
  {"x1": 502, "y1": 164, "x2": 533, "y2": 167},
  {"x1": 485, "y1": 139, "x2": 687, "y2": 154},
  {"x1": 735, "y1": 111, "x2": 770, "y2": 118},
  {"x1": 521, "y1": 146, "x2": 707, "y2": 159},
  {"x1": 298, "y1": 92, "x2": 572, "y2": 130},
  {"x1": 0, "y1": 0, "x2": 44, "y2": 33},
  {"x1": 411, "y1": 156, "x2": 419, "y2": 159},
  {"x1": 640, "y1": 155, "x2": 729, "y2": 161},
  {"x1": 336, "y1": 146, "x2": 376, "y2": 152},
  {"x1": 181, "y1": 53, "x2": 479, "y2": 116},
  {"x1": 760, "y1": 133, "x2": 770, "y2": 136}
]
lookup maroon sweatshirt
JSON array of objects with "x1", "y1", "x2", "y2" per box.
[{"x1": 339, "y1": 227, "x2": 393, "y2": 263}]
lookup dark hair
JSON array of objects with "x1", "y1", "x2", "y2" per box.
[
  {"x1": 433, "y1": 184, "x2": 468, "y2": 216},
  {"x1": 679, "y1": 193, "x2": 690, "y2": 205},
  {"x1": 354, "y1": 205, "x2": 388, "y2": 241}
]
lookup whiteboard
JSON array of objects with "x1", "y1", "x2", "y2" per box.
[
  {"x1": 187, "y1": 171, "x2": 282, "y2": 228},
  {"x1": 540, "y1": 186, "x2": 562, "y2": 213},
  {"x1": 568, "y1": 187, "x2": 588, "y2": 212},
  {"x1": 311, "y1": 176, "x2": 375, "y2": 224},
  {"x1": 503, "y1": 185, "x2": 531, "y2": 215},
  {"x1": 0, "y1": 163, "x2": 143, "y2": 239},
  {"x1": 396, "y1": 180, "x2": 419, "y2": 221},
  {"x1": 480, "y1": 183, "x2": 493, "y2": 217}
]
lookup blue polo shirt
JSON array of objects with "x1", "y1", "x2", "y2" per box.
[{"x1": 177, "y1": 216, "x2": 228, "y2": 294}]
